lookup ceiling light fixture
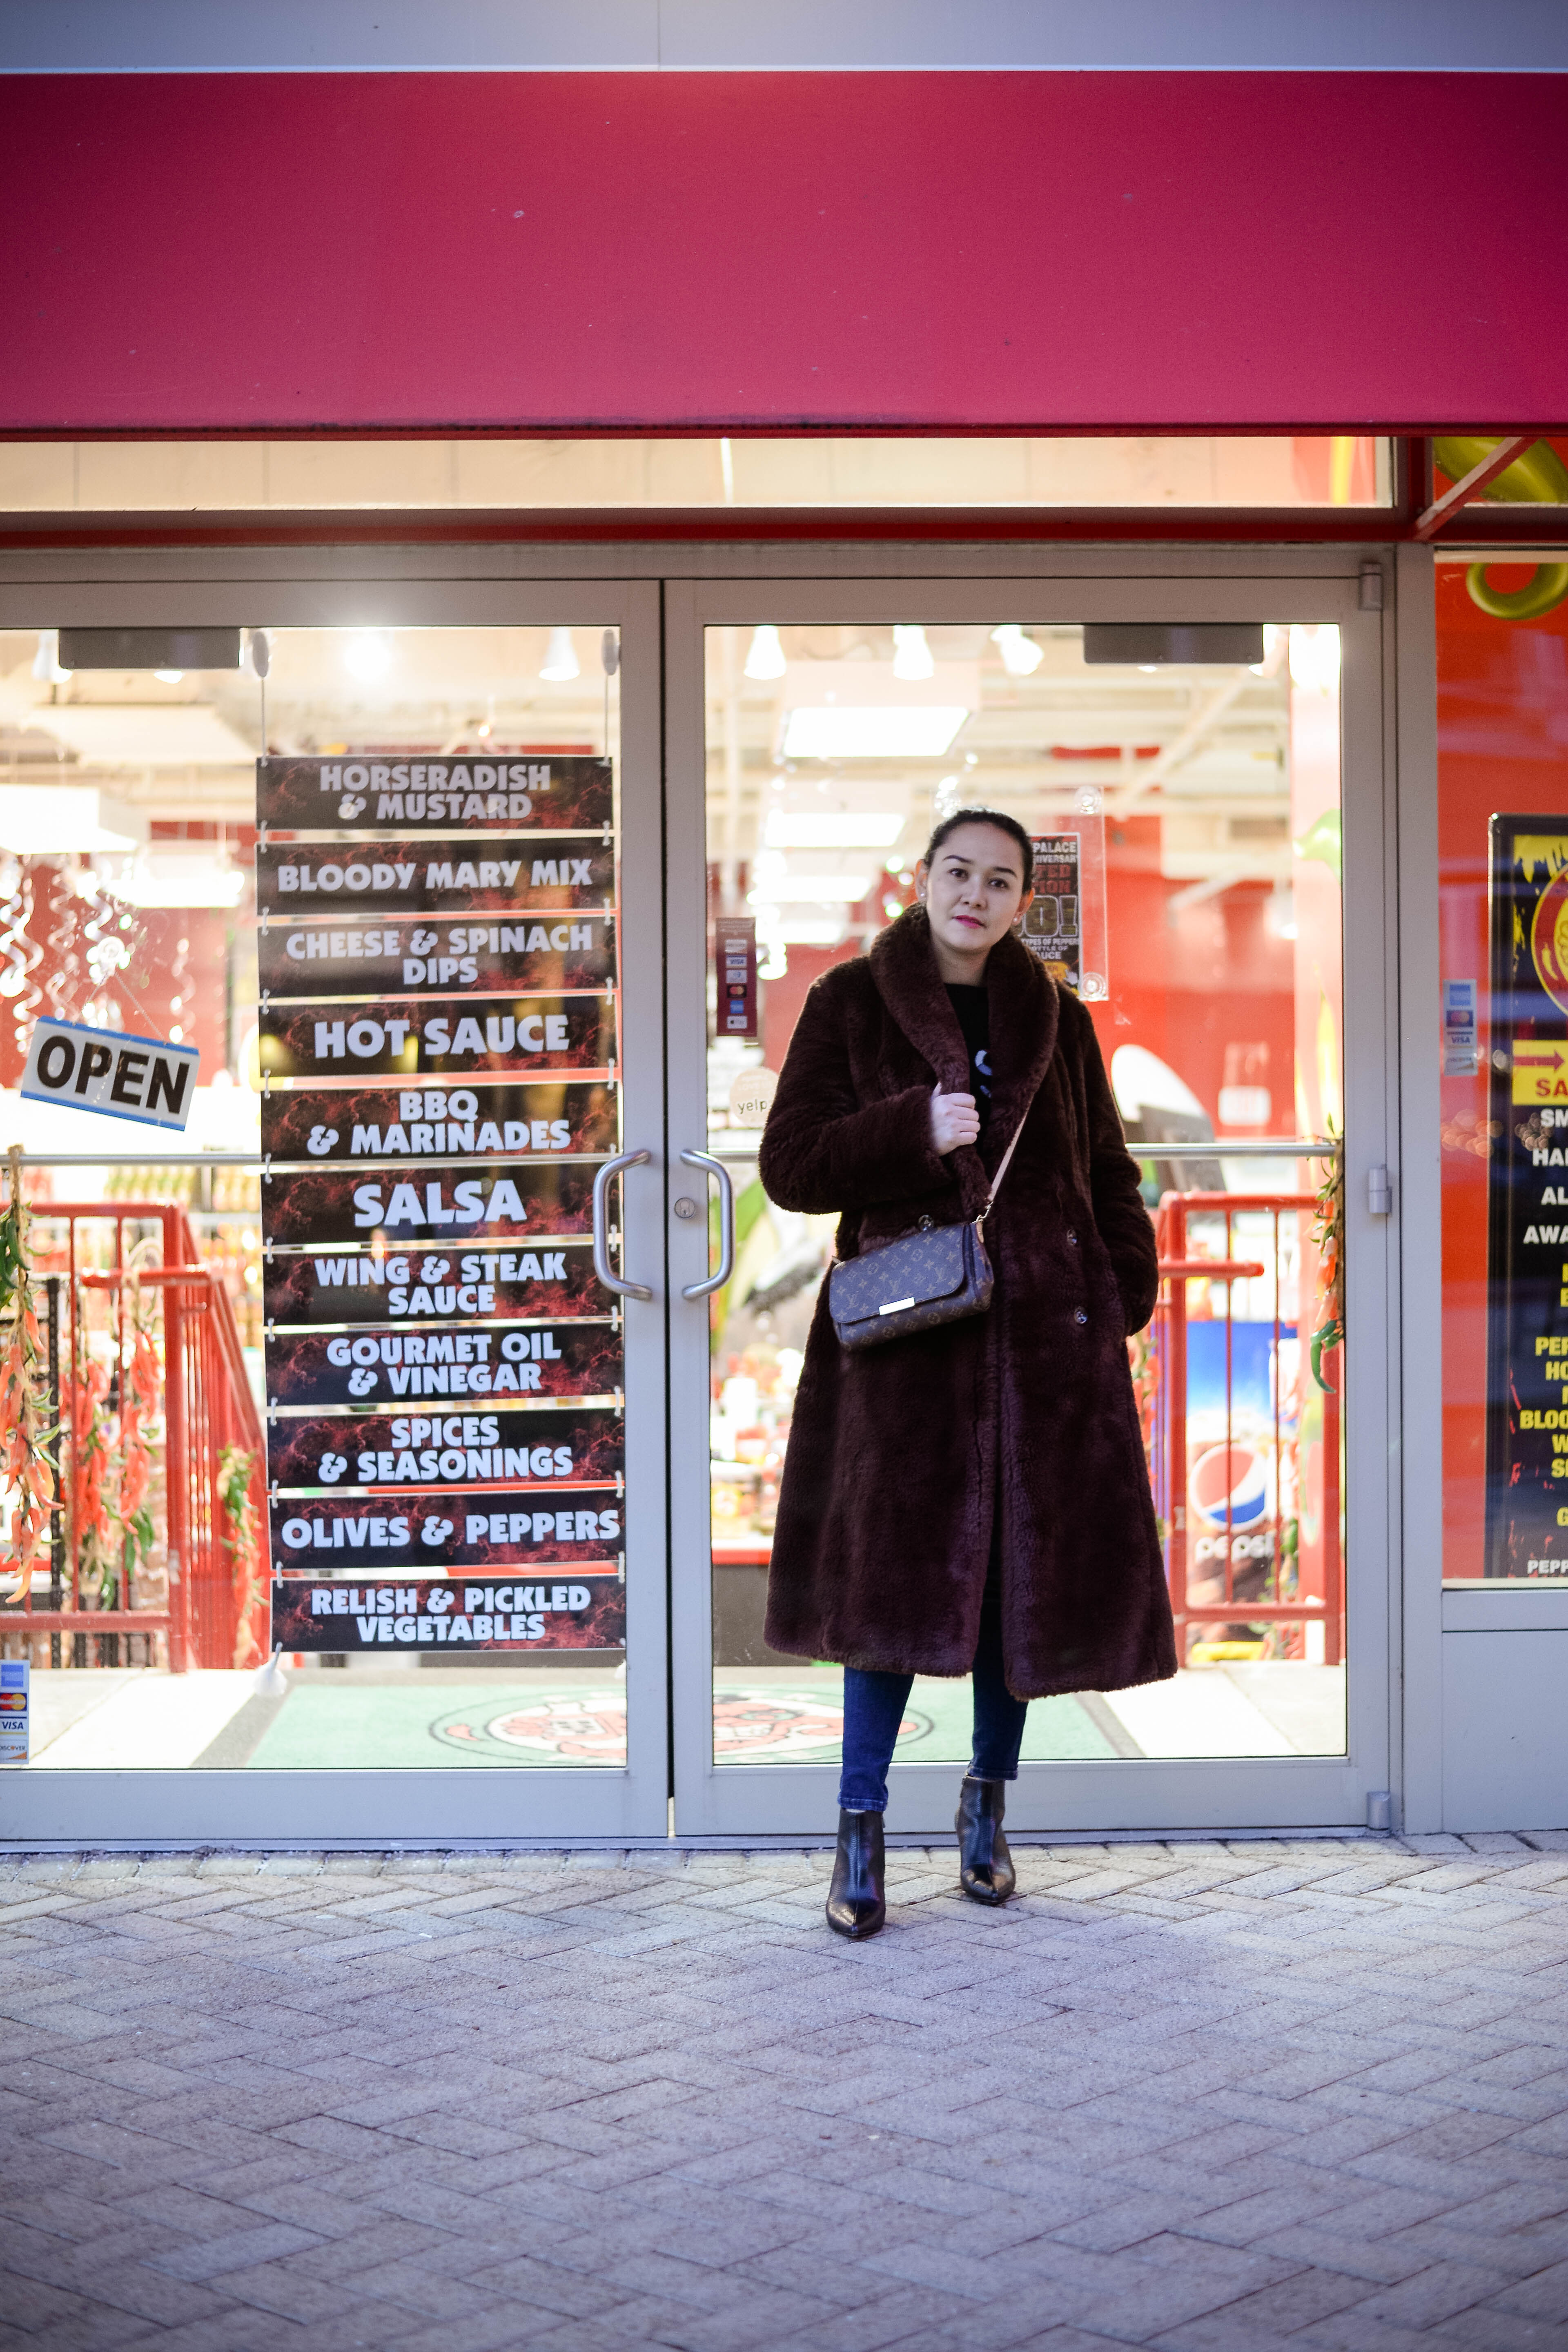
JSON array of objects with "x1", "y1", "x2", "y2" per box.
[
  {"x1": 540, "y1": 627, "x2": 581, "y2": 682},
  {"x1": 109, "y1": 846, "x2": 246, "y2": 909},
  {"x1": 892, "y1": 625, "x2": 935, "y2": 682},
  {"x1": 32, "y1": 631, "x2": 69, "y2": 683},
  {"x1": 744, "y1": 625, "x2": 787, "y2": 681},
  {"x1": 0, "y1": 786, "x2": 146, "y2": 855},
  {"x1": 344, "y1": 630, "x2": 393, "y2": 683},
  {"x1": 772, "y1": 916, "x2": 849, "y2": 947},
  {"x1": 991, "y1": 625, "x2": 1043, "y2": 677},
  {"x1": 1288, "y1": 626, "x2": 1341, "y2": 696},
  {"x1": 748, "y1": 875, "x2": 873, "y2": 905},
  {"x1": 781, "y1": 707, "x2": 967, "y2": 760},
  {"x1": 764, "y1": 813, "x2": 904, "y2": 850}
]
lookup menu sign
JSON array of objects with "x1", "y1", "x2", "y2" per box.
[
  {"x1": 256, "y1": 840, "x2": 615, "y2": 917},
  {"x1": 258, "y1": 993, "x2": 615, "y2": 1080},
  {"x1": 1486, "y1": 815, "x2": 1568, "y2": 1579},
  {"x1": 264, "y1": 1404, "x2": 624, "y2": 1495},
  {"x1": 263, "y1": 1237, "x2": 608, "y2": 1328},
  {"x1": 260, "y1": 1162, "x2": 599, "y2": 1249},
  {"x1": 256, "y1": 734, "x2": 625, "y2": 1651},
  {"x1": 260, "y1": 914, "x2": 615, "y2": 1000},
  {"x1": 271, "y1": 1573, "x2": 625, "y2": 1654},
  {"x1": 263, "y1": 1081, "x2": 616, "y2": 1166},
  {"x1": 265, "y1": 1321, "x2": 621, "y2": 1410},
  {"x1": 270, "y1": 1487, "x2": 623, "y2": 1572},
  {"x1": 258, "y1": 753, "x2": 612, "y2": 835}
]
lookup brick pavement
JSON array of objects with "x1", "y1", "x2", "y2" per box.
[{"x1": 4, "y1": 1836, "x2": 1568, "y2": 2350}]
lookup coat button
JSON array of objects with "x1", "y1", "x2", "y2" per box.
[
  {"x1": 1066, "y1": 1229, "x2": 1078, "y2": 1245},
  {"x1": 1074, "y1": 1308, "x2": 1088, "y2": 1325}
]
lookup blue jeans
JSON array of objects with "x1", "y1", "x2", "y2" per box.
[{"x1": 837, "y1": 1563, "x2": 1028, "y2": 1813}]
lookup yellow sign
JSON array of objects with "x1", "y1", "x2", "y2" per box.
[{"x1": 1513, "y1": 1039, "x2": 1568, "y2": 1102}]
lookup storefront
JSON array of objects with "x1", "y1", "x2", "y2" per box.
[{"x1": 2, "y1": 20, "x2": 1566, "y2": 1842}]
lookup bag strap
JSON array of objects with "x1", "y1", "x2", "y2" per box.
[{"x1": 978, "y1": 1100, "x2": 1034, "y2": 1225}]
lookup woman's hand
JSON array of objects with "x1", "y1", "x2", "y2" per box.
[{"x1": 929, "y1": 1083, "x2": 980, "y2": 1156}]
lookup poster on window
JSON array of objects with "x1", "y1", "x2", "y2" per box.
[
  {"x1": 269, "y1": 1488, "x2": 623, "y2": 1574},
  {"x1": 263, "y1": 1236, "x2": 610, "y2": 1329},
  {"x1": 256, "y1": 840, "x2": 615, "y2": 917},
  {"x1": 258, "y1": 993, "x2": 615, "y2": 1082},
  {"x1": 1021, "y1": 835, "x2": 1082, "y2": 990},
  {"x1": 264, "y1": 1403, "x2": 625, "y2": 1495},
  {"x1": 263, "y1": 1321, "x2": 622, "y2": 1410},
  {"x1": 271, "y1": 1573, "x2": 626, "y2": 1655},
  {"x1": 1485, "y1": 815, "x2": 1568, "y2": 1578},
  {"x1": 258, "y1": 753, "x2": 612, "y2": 835},
  {"x1": 260, "y1": 913, "x2": 615, "y2": 1000}
]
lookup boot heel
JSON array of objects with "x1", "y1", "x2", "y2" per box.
[
  {"x1": 826, "y1": 1808, "x2": 886, "y2": 1938},
  {"x1": 956, "y1": 1776, "x2": 1016, "y2": 1906}
]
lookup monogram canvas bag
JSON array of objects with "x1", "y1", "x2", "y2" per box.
[{"x1": 827, "y1": 1108, "x2": 1031, "y2": 1353}]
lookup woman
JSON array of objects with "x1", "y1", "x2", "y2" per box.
[{"x1": 759, "y1": 809, "x2": 1175, "y2": 1940}]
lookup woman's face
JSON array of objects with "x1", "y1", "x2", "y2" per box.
[{"x1": 917, "y1": 823, "x2": 1033, "y2": 962}]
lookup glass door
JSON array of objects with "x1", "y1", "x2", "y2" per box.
[
  {"x1": 666, "y1": 573, "x2": 1395, "y2": 1836},
  {"x1": 0, "y1": 583, "x2": 670, "y2": 1842}
]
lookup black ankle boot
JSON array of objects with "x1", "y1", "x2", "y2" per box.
[
  {"x1": 826, "y1": 1808, "x2": 886, "y2": 1939},
  {"x1": 956, "y1": 1776, "x2": 1016, "y2": 1906}
]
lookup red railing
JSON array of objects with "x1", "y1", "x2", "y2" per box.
[
  {"x1": 0, "y1": 1201, "x2": 267, "y2": 1672},
  {"x1": 1149, "y1": 1191, "x2": 1343, "y2": 1668}
]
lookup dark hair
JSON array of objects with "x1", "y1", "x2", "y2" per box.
[{"x1": 921, "y1": 806, "x2": 1033, "y2": 885}]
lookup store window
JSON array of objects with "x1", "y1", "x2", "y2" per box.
[
  {"x1": 0, "y1": 436, "x2": 1391, "y2": 514},
  {"x1": 1437, "y1": 554, "x2": 1568, "y2": 1585},
  {"x1": 702, "y1": 617, "x2": 1347, "y2": 1770},
  {"x1": 1, "y1": 622, "x2": 631, "y2": 1766}
]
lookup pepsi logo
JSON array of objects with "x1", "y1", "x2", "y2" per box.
[{"x1": 1189, "y1": 1441, "x2": 1271, "y2": 1531}]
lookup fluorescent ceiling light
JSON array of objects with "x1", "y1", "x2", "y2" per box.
[
  {"x1": 109, "y1": 847, "x2": 246, "y2": 909},
  {"x1": 773, "y1": 917, "x2": 848, "y2": 946},
  {"x1": 344, "y1": 630, "x2": 393, "y2": 683},
  {"x1": 992, "y1": 625, "x2": 1044, "y2": 677},
  {"x1": 782, "y1": 706, "x2": 967, "y2": 759},
  {"x1": 749, "y1": 875, "x2": 872, "y2": 905},
  {"x1": 33, "y1": 632, "x2": 69, "y2": 683},
  {"x1": 744, "y1": 625, "x2": 787, "y2": 681},
  {"x1": 540, "y1": 627, "x2": 580, "y2": 682},
  {"x1": 1288, "y1": 626, "x2": 1340, "y2": 695},
  {"x1": 0, "y1": 786, "x2": 147, "y2": 854},
  {"x1": 764, "y1": 812, "x2": 904, "y2": 850},
  {"x1": 25, "y1": 704, "x2": 257, "y2": 767},
  {"x1": 892, "y1": 625, "x2": 935, "y2": 681}
]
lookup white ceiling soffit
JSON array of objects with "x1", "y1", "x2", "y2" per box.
[
  {"x1": 28, "y1": 705, "x2": 256, "y2": 768},
  {"x1": 4, "y1": 0, "x2": 1567, "y2": 71}
]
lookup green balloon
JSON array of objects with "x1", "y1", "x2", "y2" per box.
[
  {"x1": 1433, "y1": 435, "x2": 1568, "y2": 506},
  {"x1": 1431, "y1": 437, "x2": 1568, "y2": 624},
  {"x1": 1466, "y1": 563, "x2": 1568, "y2": 621}
]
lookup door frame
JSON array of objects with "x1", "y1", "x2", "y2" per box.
[
  {"x1": 664, "y1": 560, "x2": 1401, "y2": 1836},
  {"x1": 0, "y1": 571, "x2": 673, "y2": 1844}
]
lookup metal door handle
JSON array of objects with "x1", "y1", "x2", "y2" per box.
[
  {"x1": 679, "y1": 1149, "x2": 735, "y2": 1300},
  {"x1": 592, "y1": 1148, "x2": 653, "y2": 1301}
]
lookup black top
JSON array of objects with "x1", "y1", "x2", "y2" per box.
[{"x1": 944, "y1": 983, "x2": 992, "y2": 1136}]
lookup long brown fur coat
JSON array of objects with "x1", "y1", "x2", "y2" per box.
[{"x1": 759, "y1": 907, "x2": 1176, "y2": 1699}]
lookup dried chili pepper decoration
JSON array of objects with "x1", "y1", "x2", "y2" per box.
[
  {"x1": 0, "y1": 1143, "x2": 56, "y2": 1596},
  {"x1": 70, "y1": 1299, "x2": 115, "y2": 1610},
  {"x1": 116, "y1": 1260, "x2": 160, "y2": 1593},
  {"x1": 1310, "y1": 1126, "x2": 1345, "y2": 1393},
  {"x1": 219, "y1": 1443, "x2": 262, "y2": 1669}
]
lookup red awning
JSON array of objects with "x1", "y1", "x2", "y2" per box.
[{"x1": 2, "y1": 71, "x2": 1565, "y2": 437}]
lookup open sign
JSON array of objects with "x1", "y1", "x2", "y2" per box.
[{"x1": 22, "y1": 1016, "x2": 199, "y2": 1131}]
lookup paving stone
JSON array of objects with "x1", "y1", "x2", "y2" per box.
[{"x1": 8, "y1": 1841, "x2": 1568, "y2": 2347}]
